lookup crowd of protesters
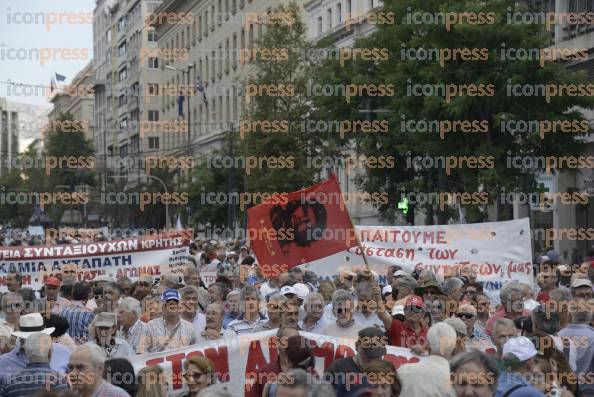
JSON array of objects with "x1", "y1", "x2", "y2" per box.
[{"x1": 0, "y1": 234, "x2": 592, "y2": 397}]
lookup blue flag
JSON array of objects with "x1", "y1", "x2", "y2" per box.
[
  {"x1": 178, "y1": 94, "x2": 184, "y2": 117},
  {"x1": 55, "y1": 73, "x2": 66, "y2": 82}
]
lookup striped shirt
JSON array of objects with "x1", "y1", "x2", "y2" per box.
[
  {"x1": 142, "y1": 317, "x2": 197, "y2": 353},
  {"x1": 60, "y1": 301, "x2": 95, "y2": 345},
  {"x1": 0, "y1": 362, "x2": 68, "y2": 397},
  {"x1": 225, "y1": 314, "x2": 267, "y2": 336},
  {"x1": 118, "y1": 319, "x2": 147, "y2": 354}
]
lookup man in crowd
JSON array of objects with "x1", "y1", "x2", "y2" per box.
[
  {"x1": 60, "y1": 264, "x2": 78, "y2": 284},
  {"x1": 88, "y1": 312, "x2": 134, "y2": 358},
  {"x1": 490, "y1": 318, "x2": 518, "y2": 371},
  {"x1": 102, "y1": 281, "x2": 122, "y2": 313},
  {"x1": 254, "y1": 293, "x2": 287, "y2": 331},
  {"x1": 397, "y1": 322, "x2": 457, "y2": 397},
  {"x1": 486, "y1": 282, "x2": 526, "y2": 335},
  {"x1": 0, "y1": 313, "x2": 71, "y2": 378},
  {"x1": 299, "y1": 292, "x2": 327, "y2": 333},
  {"x1": 378, "y1": 295, "x2": 428, "y2": 349},
  {"x1": 0, "y1": 292, "x2": 23, "y2": 331},
  {"x1": 131, "y1": 274, "x2": 152, "y2": 302},
  {"x1": 225, "y1": 286, "x2": 267, "y2": 335},
  {"x1": 391, "y1": 273, "x2": 417, "y2": 316},
  {"x1": 223, "y1": 290, "x2": 241, "y2": 328},
  {"x1": 457, "y1": 303, "x2": 492, "y2": 350},
  {"x1": 495, "y1": 336, "x2": 546, "y2": 397},
  {"x1": 183, "y1": 265, "x2": 208, "y2": 311},
  {"x1": 68, "y1": 343, "x2": 130, "y2": 397},
  {"x1": 324, "y1": 327, "x2": 387, "y2": 390},
  {"x1": 40, "y1": 277, "x2": 69, "y2": 315},
  {"x1": 180, "y1": 286, "x2": 206, "y2": 333},
  {"x1": 558, "y1": 278, "x2": 594, "y2": 397},
  {"x1": 116, "y1": 297, "x2": 147, "y2": 353},
  {"x1": 0, "y1": 332, "x2": 68, "y2": 396},
  {"x1": 321, "y1": 289, "x2": 365, "y2": 339},
  {"x1": 142, "y1": 289, "x2": 197, "y2": 352},
  {"x1": 208, "y1": 282, "x2": 228, "y2": 305},
  {"x1": 6, "y1": 271, "x2": 22, "y2": 294},
  {"x1": 536, "y1": 268, "x2": 557, "y2": 303},
  {"x1": 353, "y1": 282, "x2": 385, "y2": 331},
  {"x1": 198, "y1": 302, "x2": 226, "y2": 341},
  {"x1": 59, "y1": 282, "x2": 95, "y2": 344}
]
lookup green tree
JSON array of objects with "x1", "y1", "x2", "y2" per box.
[
  {"x1": 240, "y1": 1, "x2": 326, "y2": 193},
  {"x1": 43, "y1": 113, "x2": 96, "y2": 224},
  {"x1": 313, "y1": 0, "x2": 593, "y2": 224}
]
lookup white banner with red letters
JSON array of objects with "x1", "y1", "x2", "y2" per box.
[
  {"x1": 0, "y1": 231, "x2": 191, "y2": 292},
  {"x1": 129, "y1": 330, "x2": 425, "y2": 396},
  {"x1": 302, "y1": 218, "x2": 533, "y2": 301}
]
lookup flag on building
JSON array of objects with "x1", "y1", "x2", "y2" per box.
[
  {"x1": 50, "y1": 72, "x2": 66, "y2": 94},
  {"x1": 196, "y1": 74, "x2": 208, "y2": 107},
  {"x1": 178, "y1": 92, "x2": 184, "y2": 117},
  {"x1": 247, "y1": 174, "x2": 357, "y2": 273},
  {"x1": 55, "y1": 73, "x2": 66, "y2": 82}
]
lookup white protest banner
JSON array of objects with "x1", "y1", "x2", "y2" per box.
[
  {"x1": 0, "y1": 230, "x2": 192, "y2": 292},
  {"x1": 302, "y1": 218, "x2": 533, "y2": 301},
  {"x1": 200, "y1": 270, "x2": 218, "y2": 287},
  {"x1": 129, "y1": 330, "x2": 425, "y2": 396}
]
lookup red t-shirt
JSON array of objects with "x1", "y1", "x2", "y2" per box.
[
  {"x1": 536, "y1": 291, "x2": 550, "y2": 303},
  {"x1": 388, "y1": 319, "x2": 428, "y2": 348}
]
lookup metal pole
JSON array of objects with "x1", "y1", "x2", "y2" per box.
[{"x1": 187, "y1": 65, "x2": 192, "y2": 155}]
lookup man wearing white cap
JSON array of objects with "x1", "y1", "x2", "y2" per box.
[
  {"x1": 495, "y1": 336, "x2": 546, "y2": 397},
  {"x1": 0, "y1": 313, "x2": 71, "y2": 381}
]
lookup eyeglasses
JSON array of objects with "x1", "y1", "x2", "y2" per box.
[
  {"x1": 94, "y1": 295, "x2": 105, "y2": 300},
  {"x1": 456, "y1": 312, "x2": 475, "y2": 320},
  {"x1": 404, "y1": 305, "x2": 425, "y2": 313},
  {"x1": 308, "y1": 304, "x2": 324, "y2": 309},
  {"x1": 336, "y1": 307, "x2": 352, "y2": 314},
  {"x1": 6, "y1": 303, "x2": 22, "y2": 310}
]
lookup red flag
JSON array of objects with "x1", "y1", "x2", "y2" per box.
[{"x1": 247, "y1": 174, "x2": 357, "y2": 273}]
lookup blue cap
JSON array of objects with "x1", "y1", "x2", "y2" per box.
[{"x1": 162, "y1": 288, "x2": 181, "y2": 302}]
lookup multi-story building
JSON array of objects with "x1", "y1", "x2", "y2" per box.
[
  {"x1": 305, "y1": 0, "x2": 386, "y2": 225},
  {"x1": 0, "y1": 97, "x2": 19, "y2": 176},
  {"x1": 93, "y1": 0, "x2": 164, "y2": 187},
  {"x1": 47, "y1": 62, "x2": 95, "y2": 143},
  {"x1": 153, "y1": 0, "x2": 301, "y2": 161}
]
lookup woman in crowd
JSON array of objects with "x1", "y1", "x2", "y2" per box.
[
  {"x1": 531, "y1": 355, "x2": 574, "y2": 397},
  {"x1": 103, "y1": 358, "x2": 138, "y2": 397},
  {"x1": 450, "y1": 350, "x2": 499, "y2": 397},
  {"x1": 182, "y1": 356, "x2": 218, "y2": 397},
  {"x1": 364, "y1": 360, "x2": 401, "y2": 397},
  {"x1": 137, "y1": 365, "x2": 168, "y2": 397}
]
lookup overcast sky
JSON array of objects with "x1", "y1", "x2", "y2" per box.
[{"x1": 0, "y1": 0, "x2": 95, "y2": 107}]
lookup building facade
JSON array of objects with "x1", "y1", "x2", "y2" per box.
[
  {"x1": 305, "y1": 0, "x2": 385, "y2": 225},
  {"x1": 0, "y1": 97, "x2": 19, "y2": 176},
  {"x1": 93, "y1": 0, "x2": 165, "y2": 187},
  {"x1": 47, "y1": 62, "x2": 95, "y2": 143}
]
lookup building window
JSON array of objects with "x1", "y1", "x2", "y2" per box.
[
  {"x1": 249, "y1": 24, "x2": 254, "y2": 48},
  {"x1": 148, "y1": 83, "x2": 159, "y2": 95},
  {"x1": 148, "y1": 28, "x2": 157, "y2": 42},
  {"x1": 225, "y1": 38, "x2": 230, "y2": 73},
  {"x1": 327, "y1": 8, "x2": 332, "y2": 29},
  {"x1": 205, "y1": 11, "x2": 208, "y2": 35},
  {"x1": 148, "y1": 137, "x2": 159, "y2": 149},
  {"x1": 337, "y1": 3, "x2": 342, "y2": 24},
  {"x1": 347, "y1": 0, "x2": 351, "y2": 14},
  {"x1": 118, "y1": 67, "x2": 127, "y2": 82},
  {"x1": 198, "y1": 15, "x2": 203, "y2": 40},
  {"x1": 148, "y1": 110, "x2": 159, "y2": 122},
  {"x1": 232, "y1": 33, "x2": 237, "y2": 68},
  {"x1": 118, "y1": 41, "x2": 126, "y2": 56},
  {"x1": 317, "y1": 16, "x2": 322, "y2": 35},
  {"x1": 120, "y1": 144, "x2": 128, "y2": 156},
  {"x1": 119, "y1": 118, "x2": 127, "y2": 133},
  {"x1": 148, "y1": 57, "x2": 159, "y2": 69}
]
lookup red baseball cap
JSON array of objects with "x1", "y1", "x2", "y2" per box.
[
  {"x1": 44, "y1": 277, "x2": 61, "y2": 287},
  {"x1": 405, "y1": 295, "x2": 425, "y2": 307}
]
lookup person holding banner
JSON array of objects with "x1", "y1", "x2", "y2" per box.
[
  {"x1": 378, "y1": 295, "x2": 428, "y2": 350},
  {"x1": 196, "y1": 303, "x2": 225, "y2": 341}
]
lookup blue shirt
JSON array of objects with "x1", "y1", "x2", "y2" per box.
[
  {"x1": 222, "y1": 312, "x2": 238, "y2": 329},
  {"x1": 0, "y1": 362, "x2": 68, "y2": 397},
  {"x1": 0, "y1": 343, "x2": 70, "y2": 382},
  {"x1": 59, "y1": 301, "x2": 95, "y2": 344},
  {"x1": 495, "y1": 372, "x2": 546, "y2": 397}
]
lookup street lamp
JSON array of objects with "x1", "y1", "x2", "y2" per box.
[
  {"x1": 109, "y1": 174, "x2": 172, "y2": 229},
  {"x1": 165, "y1": 63, "x2": 194, "y2": 155}
]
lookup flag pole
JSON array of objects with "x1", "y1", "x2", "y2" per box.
[{"x1": 334, "y1": 172, "x2": 370, "y2": 270}]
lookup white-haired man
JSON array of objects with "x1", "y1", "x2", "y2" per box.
[
  {"x1": 397, "y1": 322, "x2": 457, "y2": 397},
  {"x1": 88, "y1": 312, "x2": 134, "y2": 359},
  {"x1": 299, "y1": 292, "x2": 327, "y2": 333},
  {"x1": 116, "y1": 297, "x2": 147, "y2": 353},
  {"x1": 68, "y1": 343, "x2": 129, "y2": 397},
  {"x1": 0, "y1": 332, "x2": 68, "y2": 396},
  {"x1": 495, "y1": 336, "x2": 546, "y2": 397},
  {"x1": 321, "y1": 290, "x2": 365, "y2": 339}
]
